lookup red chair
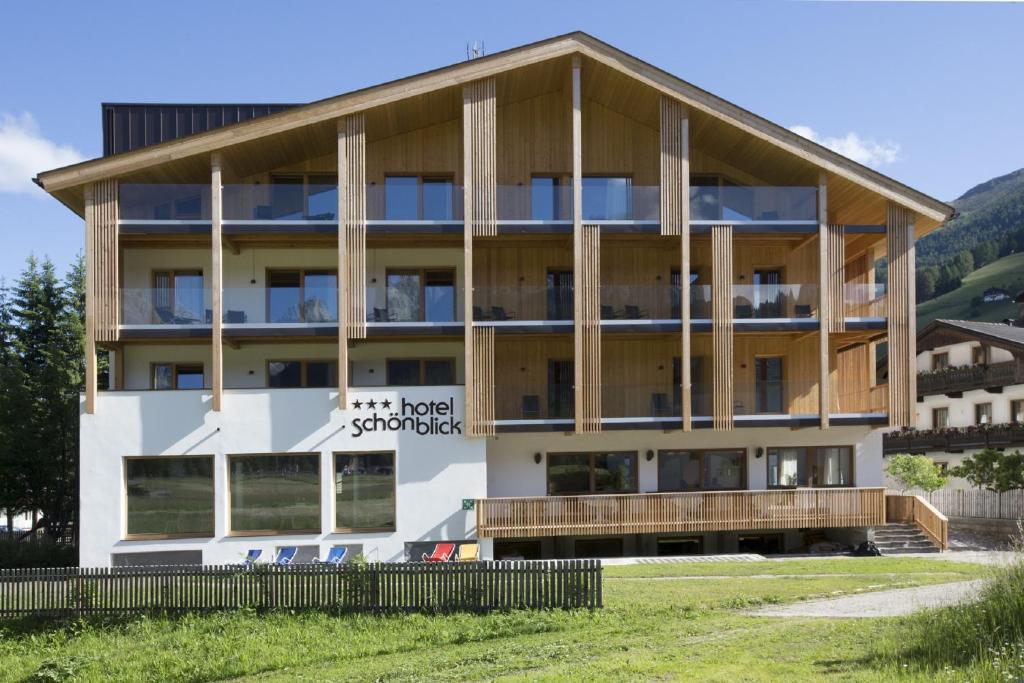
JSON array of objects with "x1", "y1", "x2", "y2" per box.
[{"x1": 422, "y1": 542, "x2": 456, "y2": 562}]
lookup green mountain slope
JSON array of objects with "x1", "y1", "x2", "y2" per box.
[{"x1": 916, "y1": 251, "x2": 1024, "y2": 328}]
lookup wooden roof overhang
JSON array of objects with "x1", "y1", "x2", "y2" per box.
[
  {"x1": 36, "y1": 32, "x2": 953, "y2": 234},
  {"x1": 918, "y1": 320, "x2": 1024, "y2": 358}
]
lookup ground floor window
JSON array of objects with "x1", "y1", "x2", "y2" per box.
[
  {"x1": 125, "y1": 456, "x2": 214, "y2": 539},
  {"x1": 658, "y1": 449, "x2": 746, "y2": 491},
  {"x1": 738, "y1": 533, "x2": 784, "y2": 555},
  {"x1": 574, "y1": 537, "x2": 623, "y2": 558},
  {"x1": 494, "y1": 540, "x2": 543, "y2": 560},
  {"x1": 152, "y1": 362, "x2": 204, "y2": 390},
  {"x1": 268, "y1": 359, "x2": 338, "y2": 388},
  {"x1": 334, "y1": 452, "x2": 395, "y2": 532},
  {"x1": 767, "y1": 446, "x2": 853, "y2": 488},
  {"x1": 547, "y1": 451, "x2": 638, "y2": 495},
  {"x1": 228, "y1": 453, "x2": 320, "y2": 534},
  {"x1": 386, "y1": 358, "x2": 455, "y2": 385}
]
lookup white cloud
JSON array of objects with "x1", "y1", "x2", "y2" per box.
[
  {"x1": 0, "y1": 112, "x2": 84, "y2": 195},
  {"x1": 789, "y1": 125, "x2": 901, "y2": 168}
]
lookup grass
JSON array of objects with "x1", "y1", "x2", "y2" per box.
[
  {"x1": 0, "y1": 555, "x2": 1001, "y2": 682},
  {"x1": 917, "y1": 251, "x2": 1024, "y2": 328}
]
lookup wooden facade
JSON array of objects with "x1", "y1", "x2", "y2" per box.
[
  {"x1": 886, "y1": 202, "x2": 917, "y2": 427},
  {"x1": 711, "y1": 225, "x2": 734, "y2": 430}
]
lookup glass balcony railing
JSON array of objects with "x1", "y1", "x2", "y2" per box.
[
  {"x1": 732, "y1": 285, "x2": 817, "y2": 319},
  {"x1": 365, "y1": 287, "x2": 462, "y2": 323},
  {"x1": 366, "y1": 183, "x2": 464, "y2": 221},
  {"x1": 473, "y1": 286, "x2": 572, "y2": 322},
  {"x1": 690, "y1": 186, "x2": 817, "y2": 223},
  {"x1": 222, "y1": 184, "x2": 337, "y2": 221},
  {"x1": 732, "y1": 379, "x2": 817, "y2": 416},
  {"x1": 495, "y1": 384, "x2": 575, "y2": 421},
  {"x1": 582, "y1": 183, "x2": 659, "y2": 222},
  {"x1": 222, "y1": 287, "x2": 338, "y2": 324},
  {"x1": 119, "y1": 184, "x2": 212, "y2": 221},
  {"x1": 844, "y1": 283, "x2": 887, "y2": 318},
  {"x1": 601, "y1": 383, "x2": 680, "y2": 419},
  {"x1": 121, "y1": 288, "x2": 211, "y2": 325},
  {"x1": 600, "y1": 285, "x2": 675, "y2": 320},
  {"x1": 496, "y1": 184, "x2": 573, "y2": 222}
]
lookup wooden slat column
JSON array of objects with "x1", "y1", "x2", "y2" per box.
[
  {"x1": 211, "y1": 154, "x2": 223, "y2": 412},
  {"x1": 817, "y1": 174, "x2": 829, "y2": 428},
  {"x1": 579, "y1": 224, "x2": 601, "y2": 433},
  {"x1": 827, "y1": 224, "x2": 846, "y2": 334},
  {"x1": 337, "y1": 114, "x2": 366, "y2": 408},
  {"x1": 711, "y1": 224, "x2": 733, "y2": 430},
  {"x1": 660, "y1": 96, "x2": 691, "y2": 429},
  {"x1": 462, "y1": 77, "x2": 497, "y2": 435},
  {"x1": 83, "y1": 179, "x2": 119, "y2": 414},
  {"x1": 886, "y1": 202, "x2": 917, "y2": 427},
  {"x1": 83, "y1": 185, "x2": 97, "y2": 414}
]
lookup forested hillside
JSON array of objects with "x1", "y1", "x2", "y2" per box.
[{"x1": 915, "y1": 167, "x2": 1024, "y2": 301}]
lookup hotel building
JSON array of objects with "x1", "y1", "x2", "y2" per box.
[{"x1": 36, "y1": 33, "x2": 953, "y2": 566}]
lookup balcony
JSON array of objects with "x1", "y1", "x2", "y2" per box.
[
  {"x1": 732, "y1": 284, "x2": 817, "y2": 324},
  {"x1": 883, "y1": 423, "x2": 1024, "y2": 454},
  {"x1": 223, "y1": 182, "x2": 338, "y2": 223},
  {"x1": 690, "y1": 185, "x2": 817, "y2": 225},
  {"x1": 494, "y1": 383, "x2": 574, "y2": 428},
  {"x1": 119, "y1": 184, "x2": 212, "y2": 231},
  {"x1": 917, "y1": 361, "x2": 1022, "y2": 396},
  {"x1": 120, "y1": 288, "x2": 210, "y2": 327},
  {"x1": 844, "y1": 283, "x2": 887, "y2": 321},
  {"x1": 476, "y1": 487, "x2": 885, "y2": 538},
  {"x1": 222, "y1": 286, "x2": 338, "y2": 327},
  {"x1": 473, "y1": 286, "x2": 572, "y2": 325}
]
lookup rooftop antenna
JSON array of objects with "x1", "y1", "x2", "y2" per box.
[{"x1": 466, "y1": 40, "x2": 485, "y2": 60}]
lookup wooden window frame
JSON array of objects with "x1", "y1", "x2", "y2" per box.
[
  {"x1": 384, "y1": 267, "x2": 457, "y2": 322},
  {"x1": 1011, "y1": 399, "x2": 1024, "y2": 423},
  {"x1": 265, "y1": 268, "x2": 338, "y2": 323},
  {"x1": 332, "y1": 450, "x2": 397, "y2": 534},
  {"x1": 975, "y1": 402, "x2": 993, "y2": 425},
  {"x1": 123, "y1": 454, "x2": 215, "y2": 541},
  {"x1": 265, "y1": 359, "x2": 338, "y2": 389},
  {"x1": 384, "y1": 357, "x2": 456, "y2": 386},
  {"x1": 151, "y1": 362, "x2": 205, "y2": 390},
  {"x1": 765, "y1": 446, "x2": 855, "y2": 489},
  {"x1": 383, "y1": 174, "x2": 456, "y2": 220},
  {"x1": 657, "y1": 449, "x2": 748, "y2": 492},
  {"x1": 932, "y1": 406, "x2": 950, "y2": 429},
  {"x1": 546, "y1": 451, "x2": 639, "y2": 496},
  {"x1": 972, "y1": 345, "x2": 987, "y2": 366},
  {"x1": 932, "y1": 352, "x2": 949, "y2": 371},
  {"x1": 226, "y1": 452, "x2": 321, "y2": 537}
]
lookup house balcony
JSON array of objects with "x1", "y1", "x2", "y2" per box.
[
  {"x1": 882, "y1": 422, "x2": 1024, "y2": 454},
  {"x1": 689, "y1": 185, "x2": 818, "y2": 227},
  {"x1": 475, "y1": 487, "x2": 886, "y2": 539},
  {"x1": 917, "y1": 361, "x2": 1022, "y2": 397},
  {"x1": 120, "y1": 288, "x2": 213, "y2": 339},
  {"x1": 843, "y1": 283, "x2": 887, "y2": 324}
]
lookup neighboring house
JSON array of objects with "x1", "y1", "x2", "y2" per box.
[
  {"x1": 884, "y1": 318, "x2": 1024, "y2": 488},
  {"x1": 981, "y1": 288, "x2": 1010, "y2": 303},
  {"x1": 36, "y1": 32, "x2": 952, "y2": 567}
]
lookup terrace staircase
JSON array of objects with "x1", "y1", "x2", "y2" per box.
[{"x1": 871, "y1": 523, "x2": 942, "y2": 554}]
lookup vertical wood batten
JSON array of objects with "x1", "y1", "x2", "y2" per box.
[
  {"x1": 571, "y1": 56, "x2": 586, "y2": 433},
  {"x1": 337, "y1": 114, "x2": 366, "y2": 407},
  {"x1": 211, "y1": 154, "x2": 223, "y2": 412},
  {"x1": 886, "y1": 202, "x2": 916, "y2": 427},
  {"x1": 462, "y1": 77, "x2": 497, "y2": 436},
  {"x1": 580, "y1": 224, "x2": 601, "y2": 432},
  {"x1": 711, "y1": 224, "x2": 733, "y2": 430},
  {"x1": 817, "y1": 174, "x2": 830, "y2": 428},
  {"x1": 84, "y1": 185, "x2": 97, "y2": 414}
]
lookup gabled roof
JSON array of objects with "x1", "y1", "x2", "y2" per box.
[
  {"x1": 35, "y1": 31, "x2": 953, "y2": 225},
  {"x1": 918, "y1": 319, "x2": 1024, "y2": 356}
]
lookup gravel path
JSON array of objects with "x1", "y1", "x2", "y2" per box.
[{"x1": 750, "y1": 579, "x2": 987, "y2": 618}]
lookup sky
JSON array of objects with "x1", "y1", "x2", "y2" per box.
[{"x1": 0, "y1": 0, "x2": 1021, "y2": 281}]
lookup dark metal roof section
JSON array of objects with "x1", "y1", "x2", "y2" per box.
[{"x1": 102, "y1": 103, "x2": 300, "y2": 156}]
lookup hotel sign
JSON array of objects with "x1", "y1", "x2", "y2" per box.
[{"x1": 349, "y1": 396, "x2": 463, "y2": 437}]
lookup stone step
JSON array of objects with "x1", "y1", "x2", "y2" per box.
[{"x1": 877, "y1": 546, "x2": 941, "y2": 555}]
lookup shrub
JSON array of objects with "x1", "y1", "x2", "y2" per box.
[{"x1": 0, "y1": 538, "x2": 76, "y2": 569}]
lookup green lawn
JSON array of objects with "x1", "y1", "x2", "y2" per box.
[
  {"x1": 0, "y1": 557, "x2": 999, "y2": 682},
  {"x1": 917, "y1": 251, "x2": 1024, "y2": 329}
]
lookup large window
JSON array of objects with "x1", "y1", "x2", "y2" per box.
[
  {"x1": 267, "y1": 269, "x2": 338, "y2": 323},
  {"x1": 229, "y1": 453, "x2": 321, "y2": 534},
  {"x1": 152, "y1": 363, "x2": 204, "y2": 390},
  {"x1": 268, "y1": 173, "x2": 337, "y2": 220},
  {"x1": 659, "y1": 449, "x2": 746, "y2": 491},
  {"x1": 385, "y1": 268, "x2": 456, "y2": 322},
  {"x1": 334, "y1": 452, "x2": 395, "y2": 531},
  {"x1": 125, "y1": 456, "x2": 214, "y2": 539},
  {"x1": 933, "y1": 407, "x2": 949, "y2": 429},
  {"x1": 767, "y1": 446, "x2": 853, "y2": 488},
  {"x1": 547, "y1": 451, "x2": 637, "y2": 495},
  {"x1": 384, "y1": 175, "x2": 454, "y2": 220},
  {"x1": 385, "y1": 358, "x2": 455, "y2": 386},
  {"x1": 152, "y1": 269, "x2": 204, "y2": 324},
  {"x1": 582, "y1": 176, "x2": 631, "y2": 221},
  {"x1": 755, "y1": 357, "x2": 784, "y2": 413},
  {"x1": 268, "y1": 360, "x2": 338, "y2": 388}
]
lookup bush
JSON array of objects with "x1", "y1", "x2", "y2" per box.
[{"x1": 0, "y1": 538, "x2": 76, "y2": 569}]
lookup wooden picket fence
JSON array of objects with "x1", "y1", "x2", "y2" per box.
[
  {"x1": 898, "y1": 489, "x2": 1024, "y2": 521},
  {"x1": 0, "y1": 560, "x2": 602, "y2": 619}
]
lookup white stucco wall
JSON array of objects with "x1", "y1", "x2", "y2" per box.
[
  {"x1": 917, "y1": 341, "x2": 1013, "y2": 372},
  {"x1": 917, "y1": 384, "x2": 1024, "y2": 430},
  {"x1": 80, "y1": 386, "x2": 486, "y2": 567},
  {"x1": 486, "y1": 426, "x2": 883, "y2": 498}
]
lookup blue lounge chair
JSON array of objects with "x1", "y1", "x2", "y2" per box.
[
  {"x1": 273, "y1": 546, "x2": 297, "y2": 565},
  {"x1": 241, "y1": 548, "x2": 262, "y2": 567},
  {"x1": 315, "y1": 546, "x2": 348, "y2": 565}
]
